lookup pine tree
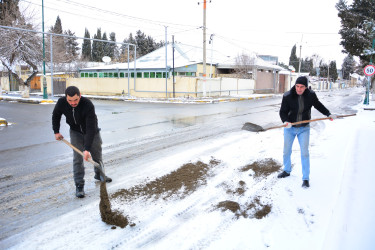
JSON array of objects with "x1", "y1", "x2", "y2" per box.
[
  {"x1": 329, "y1": 61, "x2": 338, "y2": 82},
  {"x1": 336, "y1": 0, "x2": 375, "y2": 65},
  {"x1": 81, "y1": 28, "x2": 91, "y2": 61},
  {"x1": 120, "y1": 33, "x2": 136, "y2": 62},
  {"x1": 64, "y1": 29, "x2": 79, "y2": 62},
  {"x1": 341, "y1": 55, "x2": 356, "y2": 79},
  {"x1": 47, "y1": 16, "x2": 65, "y2": 63},
  {"x1": 102, "y1": 32, "x2": 109, "y2": 58},
  {"x1": 288, "y1": 45, "x2": 299, "y2": 72},
  {"x1": 108, "y1": 32, "x2": 117, "y2": 60},
  {"x1": 92, "y1": 28, "x2": 103, "y2": 62}
]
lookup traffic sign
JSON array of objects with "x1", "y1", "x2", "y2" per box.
[{"x1": 364, "y1": 65, "x2": 375, "y2": 76}]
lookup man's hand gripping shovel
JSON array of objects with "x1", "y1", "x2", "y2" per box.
[{"x1": 61, "y1": 138, "x2": 107, "y2": 182}]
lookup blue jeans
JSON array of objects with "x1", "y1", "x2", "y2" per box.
[
  {"x1": 70, "y1": 129, "x2": 103, "y2": 186},
  {"x1": 283, "y1": 125, "x2": 310, "y2": 180}
]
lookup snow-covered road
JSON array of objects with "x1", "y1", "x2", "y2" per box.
[{"x1": 1, "y1": 88, "x2": 374, "y2": 250}]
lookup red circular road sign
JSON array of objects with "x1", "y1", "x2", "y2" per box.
[{"x1": 364, "y1": 65, "x2": 375, "y2": 76}]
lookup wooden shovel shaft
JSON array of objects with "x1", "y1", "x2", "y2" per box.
[
  {"x1": 61, "y1": 138, "x2": 99, "y2": 167},
  {"x1": 266, "y1": 114, "x2": 356, "y2": 131}
]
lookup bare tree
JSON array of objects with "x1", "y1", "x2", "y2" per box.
[
  {"x1": 234, "y1": 53, "x2": 256, "y2": 79},
  {"x1": 0, "y1": 1, "x2": 42, "y2": 95}
]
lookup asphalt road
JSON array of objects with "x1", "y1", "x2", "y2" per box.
[{"x1": 0, "y1": 88, "x2": 364, "y2": 246}]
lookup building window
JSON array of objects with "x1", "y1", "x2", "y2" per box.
[
  {"x1": 131, "y1": 72, "x2": 135, "y2": 78},
  {"x1": 84, "y1": 73, "x2": 89, "y2": 77},
  {"x1": 114, "y1": 72, "x2": 118, "y2": 78},
  {"x1": 93, "y1": 73, "x2": 97, "y2": 77},
  {"x1": 80, "y1": 73, "x2": 84, "y2": 77},
  {"x1": 150, "y1": 72, "x2": 155, "y2": 78},
  {"x1": 120, "y1": 72, "x2": 124, "y2": 78},
  {"x1": 104, "y1": 72, "x2": 108, "y2": 78},
  {"x1": 137, "y1": 72, "x2": 142, "y2": 78},
  {"x1": 99, "y1": 72, "x2": 104, "y2": 78},
  {"x1": 156, "y1": 72, "x2": 162, "y2": 78},
  {"x1": 89, "y1": 73, "x2": 93, "y2": 77},
  {"x1": 108, "y1": 72, "x2": 113, "y2": 78},
  {"x1": 144, "y1": 72, "x2": 150, "y2": 78}
]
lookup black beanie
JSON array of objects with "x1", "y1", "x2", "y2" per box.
[{"x1": 295, "y1": 76, "x2": 308, "y2": 87}]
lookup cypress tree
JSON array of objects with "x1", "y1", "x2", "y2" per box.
[{"x1": 81, "y1": 28, "x2": 91, "y2": 61}]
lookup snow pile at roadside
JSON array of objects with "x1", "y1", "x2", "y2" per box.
[{"x1": 3, "y1": 102, "x2": 375, "y2": 250}]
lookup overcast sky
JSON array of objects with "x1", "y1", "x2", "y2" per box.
[{"x1": 22, "y1": 0, "x2": 352, "y2": 67}]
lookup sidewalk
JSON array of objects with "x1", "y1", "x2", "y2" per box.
[{"x1": 0, "y1": 91, "x2": 276, "y2": 104}]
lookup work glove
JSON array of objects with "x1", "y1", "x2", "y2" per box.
[
  {"x1": 284, "y1": 122, "x2": 292, "y2": 128},
  {"x1": 329, "y1": 114, "x2": 338, "y2": 121}
]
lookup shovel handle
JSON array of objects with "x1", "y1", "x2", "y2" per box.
[
  {"x1": 267, "y1": 114, "x2": 356, "y2": 130},
  {"x1": 291, "y1": 113, "x2": 356, "y2": 126},
  {"x1": 61, "y1": 138, "x2": 99, "y2": 167}
]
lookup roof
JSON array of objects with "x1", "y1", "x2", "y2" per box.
[
  {"x1": 216, "y1": 56, "x2": 285, "y2": 71},
  {"x1": 80, "y1": 43, "x2": 282, "y2": 72},
  {"x1": 81, "y1": 43, "x2": 230, "y2": 71}
]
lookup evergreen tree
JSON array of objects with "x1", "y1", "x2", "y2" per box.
[
  {"x1": 81, "y1": 28, "x2": 91, "y2": 61},
  {"x1": 319, "y1": 62, "x2": 329, "y2": 78},
  {"x1": 336, "y1": 0, "x2": 375, "y2": 65},
  {"x1": 135, "y1": 30, "x2": 148, "y2": 56},
  {"x1": 108, "y1": 32, "x2": 117, "y2": 60},
  {"x1": 46, "y1": 16, "x2": 65, "y2": 64},
  {"x1": 329, "y1": 61, "x2": 338, "y2": 82},
  {"x1": 64, "y1": 29, "x2": 79, "y2": 62},
  {"x1": 341, "y1": 54, "x2": 356, "y2": 79},
  {"x1": 92, "y1": 28, "x2": 103, "y2": 62},
  {"x1": 102, "y1": 32, "x2": 109, "y2": 58},
  {"x1": 52, "y1": 16, "x2": 65, "y2": 55},
  {"x1": 288, "y1": 45, "x2": 299, "y2": 72},
  {"x1": 120, "y1": 33, "x2": 136, "y2": 61}
]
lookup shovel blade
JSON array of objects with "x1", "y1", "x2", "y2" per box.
[
  {"x1": 94, "y1": 161, "x2": 107, "y2": 183},
  {"x1": 241, "y1": 122, "x2": 265, "y2": 132}
]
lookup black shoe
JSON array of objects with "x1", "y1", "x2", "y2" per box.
[
  {"x1": 302, "y1": 180, "x2": 310, "y2": 188},
  {"x1": 76, "y1": 184, "x2": 85, "y2": 198},
  {"x1": 94, "y1": 173, "x2": 112, "y2": 183},
  {"x1": 277, "y1": 171, "x2": 290, "y2": 178}
]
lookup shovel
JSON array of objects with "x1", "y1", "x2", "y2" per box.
[
  {"x1": 61, "y1": 138, "x2": 107, "y2": 182},
  {"x1": 242, "y1": 114, "x2": 356, "y2": 132}
]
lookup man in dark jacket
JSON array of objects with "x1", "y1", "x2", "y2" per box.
[
  {"x1": 52, "y1": 86, "x2": 112, "y2": 198},
  {"x1": 278, "y1": 76, "x2": 336, "y2": 188}
]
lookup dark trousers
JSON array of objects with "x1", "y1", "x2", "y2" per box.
[{"x1": 70, "y1": 129, "x2": 103, "y2": 186}]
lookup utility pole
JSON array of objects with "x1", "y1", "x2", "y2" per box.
[
  {"x1": 298, "y1": 35, "x2": 303, "y2": 75},
  {"x1": 209, "y1": 34, "x2": 214, "y2": 78},
  {"x1": 42, "y1": 0, "x2": 47, "y2": 99},
  {"x1": 327, "y1": 61, "x2": 330, "y2": 90},
  {"x1": 198, "y1": 0, "x2": 210, "y2": 96},
  {"x1": 165, "y1": 26, "x2": 168, "y2": 98},
  {"x1": 203, "y1": 0, "x2": 207, "y2": 96},
  {"x1": 172, "y1": 35, "x2": 175, "y2": 98}
]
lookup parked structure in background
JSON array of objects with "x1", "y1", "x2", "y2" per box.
[{"x1": 1, "y1": 43, "x2": 356, "y2": 98}]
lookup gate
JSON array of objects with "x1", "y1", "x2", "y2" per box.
[{"x1": 53, "y1": 78, "x2": 66, "y2": 95}]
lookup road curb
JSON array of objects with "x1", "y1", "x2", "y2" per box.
[{"x1": 0, "y1": 94, "x2": 275, "y2": 105}]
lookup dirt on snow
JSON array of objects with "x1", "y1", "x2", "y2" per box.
[{"x1": 100, "y1": 158, "x2": 281, "y2": 228}]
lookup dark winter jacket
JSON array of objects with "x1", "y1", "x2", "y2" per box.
[
  {"x1": 52, "y1": 96, "x2": 99, "y2": 151},
  {"x1": 279, "y1": 86, "x2": 331, "y2": 127}
]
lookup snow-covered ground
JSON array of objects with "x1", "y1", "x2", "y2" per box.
[{"x1": 2, "y1": 95, "x2": 375, "y2": 250}]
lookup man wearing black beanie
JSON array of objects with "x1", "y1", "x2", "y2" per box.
[{"x1": 277, "y1": 76, "x2": 337, "y2": 188}]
